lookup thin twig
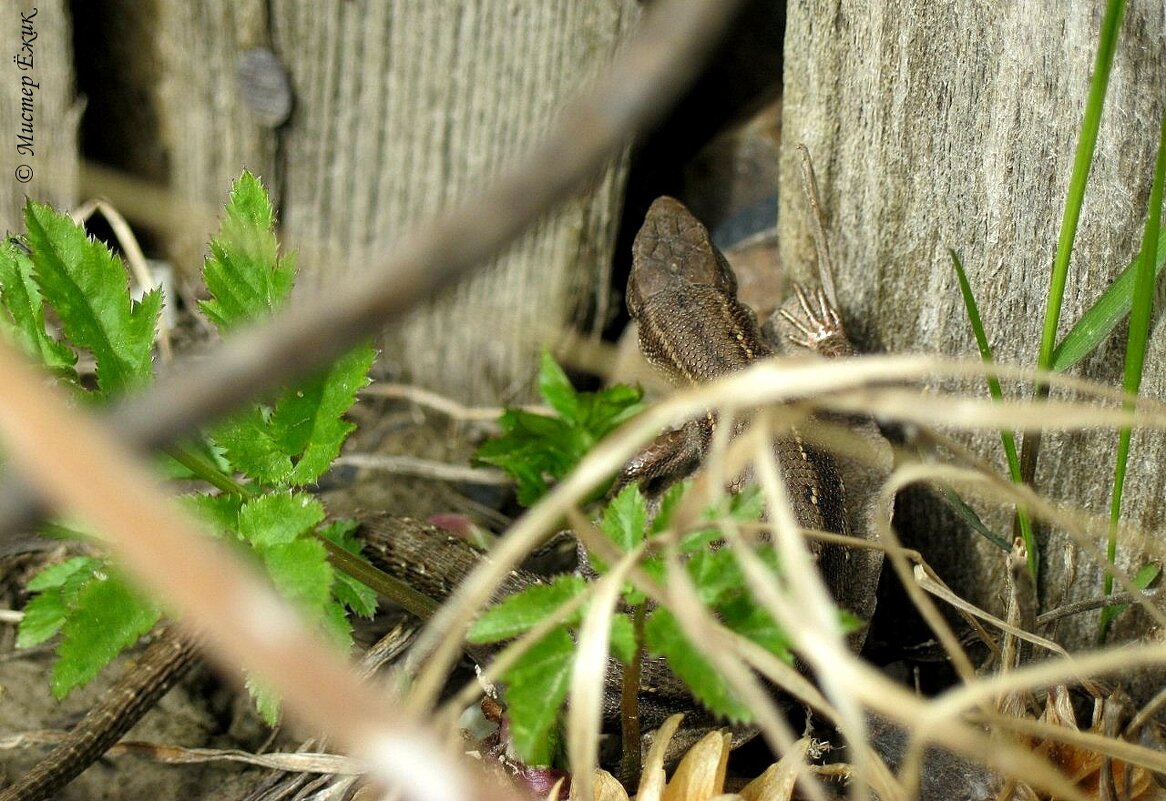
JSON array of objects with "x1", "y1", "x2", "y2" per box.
[
  {"x1": 1035, "y1": 588, "x2": 1163, "y2": 628},
  {"x1": 332, "y1": 454, "x2": 511, "y2": 485},
  {"x1": 361, "y1": 382, "x2": 548, "y2": 423}
]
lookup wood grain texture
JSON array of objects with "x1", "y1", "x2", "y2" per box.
[
  {"x1": 272, "y1": 2, "x2": 637, "y2": 403},
  {"x1": 0, "y1": 1, "x2": 79, "y2": 230},
  {"x1": 130, "y1": 2, "x2": 635, "y2": 402},
  {"x1": 780, "y1": 1, "x2": 1166, "y2": 660},
  {"x1": 153, "y1": 0, "x2": 279, "y2": 267}
]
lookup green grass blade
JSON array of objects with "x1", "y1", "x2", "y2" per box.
[
  {"x1": 1100, "y1": 106, "x2": 1166, "y2": 641},
  {"x1": 1050, "y1": 227, "x2": 1166, "y2": 372},
  {"x1": 949, "y1": 250, "x2": 1036, "y2": 576},
  {"x1": 1038, "y1": 0, "x2": 1127, "y2": 370},
  {"x1": 938, "y1": 489, "x2": 1011, "y2": 552}
]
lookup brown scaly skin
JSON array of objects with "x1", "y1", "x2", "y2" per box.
[{"x1": 619, "y1": 196, "x2": 850, "y2": 548}]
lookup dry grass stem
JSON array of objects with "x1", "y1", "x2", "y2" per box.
[
  {"x1": 333, "y1": 454, "x2": 511, "y2": 485},
  {"x1": 887, "y1": 460, "x2": 1165, "y2": 628},
  {"x1": 389, "y1": 341, "x2": 1166, "y2": 797},
  {"x1": 360, "y1": 382, "x2": 544, "y2": 424},
  {"x1": 570, "y1": 547, "x2": 646, "y2": 801}
]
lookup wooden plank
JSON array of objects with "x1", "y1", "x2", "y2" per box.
[
  {"x1": 149, "y1": 2, "x2": 636, "y2": 403},
  {"x1": 0, "y1": 1, "x2": 79, "y2": 229},
  {"x1": 781, "y1": 1, "x2": 1166, "y2": 658},
  {"x1": 271, "y1": 2, "x2": 636, "y2": 402},
  {"x1": 152, "y1": 1, "x2": 278, "y2": 267}
]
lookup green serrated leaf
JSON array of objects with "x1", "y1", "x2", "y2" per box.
[
  {"x1": 159, "y1": 437, "x2": 232, "y2": 481},
  {"x1": 674, "y1": 525, "x2": 724, "y2": 556},
  {"x1": 578, "y1": 383, "x2": 644, "y2": 434},
  {"x1": 319, "y1": 520, "x2": 378, "y2": 618},
  {"x1": 17, "y1": 556, "x2": 103, "y2": 648},
  {"x1": 273, "y1": 343, "x2": 376, "y2": 485},
  {"x1": 537, "y1": 350, "x2": 579, "y2": 423},
  {"x1": 474, "y1": 357, "x2": 642, "y2": 507},
  {"x1": 473, "y1": 410, "x2": 575, "y2": 505},
  {"x1": 182, "y1": 492, "x2": 244, "y2": 537},
  {"x1": 24, "y1": 555, "x2": 95, "y2": 592},
  {"x1": 467, "y1": 576, "x2": 586, "y2": 644},
  {"x1": 7, "y1": 171, "x2": 375, "y2": 718},
  {"x1": 16, "y1": 590, "x2": 69, "y2": 648},
  {"x1": 239, "y1": 492, "x2": 325, "y2": 547},
  {"x1": 478, "y1": 411, "x2": 571, "y2": 458},
  {"x1": 320, "y1": 601, "x2": 354, "y2": 652},
  {"x1": 319, "y1": 518, "x2": 361, "y2": 543},
  {"x1": 213, "y1": 344, "x2": 375, "y2": 488},
  {"x1": 639, "y1": 555, "x2": 666, "y2": 593},
  {"x1": 644, "y1": 609, "x2": 750, "y2": 722},
  {"x1": 260, "y1": 538, "x2": 334, "y2": 613},
  {"x1": 501, "y1": 627, "x2": 574, "y2": 765},
  {"x1": 23, "y1": 202, "x2": 160, "y2": 395},
  {"x1": 52, "y1": 573, "x2": 161, "y2": 698},
  {"x1": 246, "y1": 673, "x2": 283, "y2": 726},
  {"x1": 592, "y1": 484, "x2": 647, "y2": 574},
  {"x1": 686, "y1": 549, "x2": 745, "y2": 606},
  {"x1": 0, "y1": 237, "x2": 77, "y2": 376},
  {"x1": 328, "y1": 565, "x2": 378, "y2": 620},
  {"x1": 720, "y1": 597, "x2": 791, "y2": 661},
  {"x1": 212, "y1": 407, "x2": 292, "y2": 485},
  {"x1": 651, "y1": 481, "x2": 689, "y2": 534},
  {"x1": 200, "y1": 172, "x2": 295, "y2": 331},
  {"x1": 203, "y1": 176, "x2": 374, "y2": 489}
]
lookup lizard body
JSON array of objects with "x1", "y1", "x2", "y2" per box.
[{"x1": 620, "y1": 196, "x2": 855, "y2": 603}]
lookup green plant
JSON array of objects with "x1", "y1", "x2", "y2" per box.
[
  {"x1": 949, "y1": 0, "x2": 1166, "y2": 619},
  {"x1": 473, "y1": 351, "x2": 643, "y2": 505},
  {"x1": 949, "y1": 249, "x2": 1035, "y2": 563},
  {"x1": 471, "y1": 357, "x2": 851, "y2": 765},
  {"x1": 0, "y1": 172, "x2": 378, "y2": 721},
  {"x1": 467, "y1": 481, "x2": 798, "y2": 765}
]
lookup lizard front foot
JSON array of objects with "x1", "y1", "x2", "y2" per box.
[
  {"x1": 613, "y1": 418, "x2": 708, "y2": 497},
  {"x1": 774, "y1": 284, "x2": 854, "y2": 359}
]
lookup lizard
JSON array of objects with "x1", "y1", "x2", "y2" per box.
[
  {"x1": 0, "y1": 190, "x2": 881, "y2": 800},
  {"x1": 619, "y1": 194, "x2": 880, "y2": 636}
]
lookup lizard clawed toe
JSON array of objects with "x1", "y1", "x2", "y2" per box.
[{"x1": 778, "y1": 283, "x2": 852, "y2": 358}]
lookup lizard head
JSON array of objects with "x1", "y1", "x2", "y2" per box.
[{"x1": 627, "y1": 196, "x2": 739, "y2": 320}]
